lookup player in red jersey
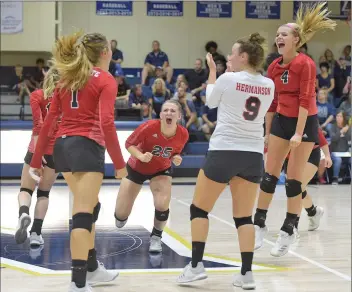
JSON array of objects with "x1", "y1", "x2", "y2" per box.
[
  {"x1": 28, "y1": 31, "x2": 126, "y2": 292},
  {"x1": 114, "y1": 99, "x2": 189, "y2": 253},
  {"x1": 15, "y1": 67, "x2": 60, "y2": 250},
  {"x1": 254, "y1": 2, "x2": 336, "y2": 257}
]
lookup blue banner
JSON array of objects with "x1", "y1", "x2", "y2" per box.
[
  {"x1": 196, "y1": 1, "x2": 232, "y2": 18},
  {"x1": 338, "y1": 0, "x2": 351, "y2": 19},
  {"x1": 147, "y1": 1, "x2": 183, "y2": 17},
  {"x1": 96, "y1": 1, "x2": 133, "y2": 16},
  {"x1": 246, "y1": 1, "x2": 280, "y2": 19},
  {"x1": 293, "y1": 1, "x2": 327, "y2": 19}
]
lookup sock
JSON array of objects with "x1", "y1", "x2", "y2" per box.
[
  {"x1": 280, "y1": 212, "x2": 297, "y2": 236},
  {"x1": 295, "y1": 217, "x2": 300, "y2": 229},
  {"x1": 29, "y1": 219, "x2": 43, "y2": 235},
  {"x1": 71, "y1": 260, "x2": 87, "y2": 288},
  {"x1": 19, "y1": 206, "x2": 29, "y2": 218},
  {"x1": 87, "y1": 249, "x2": 98, "y2": 272},
  {"x1": 240, "y1": 252, "x2": 253, "y2": 275},
  {"x1": 253, "y1": 208, "x2": 268, "y2": 228},
  {"x1": 151, "y1": 227, "x2": 163, "y2": 238},
  {"x1": 305, "y1": 205, "x2": 316, "y2": 217},
  {"x1": 191, "y1": 241, "x2": 205, "y2": 268}
]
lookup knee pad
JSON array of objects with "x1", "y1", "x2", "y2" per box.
[
  {"x1": 72, "y1": 213, "x2": 93, "y2": 232},
  {"x1": 285, "y1": 179, "x2": 302, "y2": 198},
  {"x1": 302, "y1": 190, "x2": 307, "y2": 199},
  {"x1": 20, "y1": 187, "x2": 33, "y2": 196},
  {"x1": 260, "y1": 173, "x2": 279, "y2": 194},
  {"x1": 37, "y1": 189, "x2": 49, "y2": 198},
  {"x1": 93, "y1": 202, "x2": 101, "y2": 223},
  {"x1": 233, "y1": 216, "x2": 253, "y2": 229},
  {"x1": 190, "y1": 204, "x2": 208, "y2": 221},
  {"x1": 155, "y1": 209, "x2": 169, "y2": 222}
]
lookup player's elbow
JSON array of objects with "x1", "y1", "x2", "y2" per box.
[{"x1": 299, "y1": 98, "x2": 310, "y2": 110}]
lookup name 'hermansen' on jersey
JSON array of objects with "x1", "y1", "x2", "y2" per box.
[{"x1": 236, "y1": 83, "x2": 271, "y2": 95}]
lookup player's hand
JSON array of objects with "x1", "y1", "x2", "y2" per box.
[
  {"x1": 138, "y1": 152, "x2": 153, "y2": 163},
  {"x1": 206, "y1": 53, "x2": 216, "y2": 72},
  {"x1": 172, "y1": 155, "x2": 182, "y2": 166},
  {"x1": 324, "y1": 155, "x2": 333, "y2": 168},
  {"x1": 290, "y1": 133, "x2": 302, "y2": 148},
  {"x1": 29, "y1": 167, "x2": 43, "y2": 183},
  {"x1": 115, "y1": 167, "x2": 127, "y2": 179}
]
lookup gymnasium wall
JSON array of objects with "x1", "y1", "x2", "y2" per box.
[{"x1": 1, "y1": 1, "x2": 350, "y2": 67}]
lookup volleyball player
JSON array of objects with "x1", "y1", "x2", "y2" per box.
[
  {"x1": 15, "y1": 67, "x2": 59, "y2": 247},
  {"x1": 253, "y1": 2, "x2": 336, "y2": 257},
  {"x1": 114, "y1": 100, "x2": 189, "y2": 253},
  {"x1": 177, "y1": 33, "x2": 275, "y2": 289},
  {"x1": 29, "y1": 31, "x2": 127, "y2": 292}
]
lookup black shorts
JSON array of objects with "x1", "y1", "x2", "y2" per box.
[
  {"x1": 53, "y1": 136, "x2": 105, "y2": 174},
  {"x1": 202, "y1": 150, "x2": 264, "y2": 184},
  {"x1": 283, "y1": 147, "x2": 321, "y2": 174},
  {"x1": 24, "y1": 151, "x2": 55, "y2": 170},
  {"x1": 271, "y1": 113, "x2": 319, "y2": 143},
  {"x1": 126, "y1": 163, "x2": 172, "y2": 185}
]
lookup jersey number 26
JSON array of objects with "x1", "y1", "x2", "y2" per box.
[{"x1": 243, "y1": 96, "x2": 261, "y2": 121}]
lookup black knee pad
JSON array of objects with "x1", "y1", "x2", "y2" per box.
[
  {"x1": 155, "y1": 209, "x2": 169, "y2": 221},
  {"x1": 37, "y1": 189, "x2": 50, "y2": 198},
  {"x1": 233, "y1": 216, "x2": 253, "y2": 229},
  {"x1": 72, "y1": 213, "x2": 93, "y2": 232},
  {"x1": 190, "y1": 204, "x2": 208, "y2": 221},
  {"x1": 260, "y1": 173, "x2": 279, "y2": 194},
  {"x1": 285, "y1": 179, "x2": 302, "y2": 198},
  {"x1": 93, "y1": 202, "x2": 101, "y2": 223},
  {"x1": 20, "y1": 187, "x2": 33, "y2": 196},
  {"x1": 302, "y1": 190, "x2": 307, "y2": 199}
]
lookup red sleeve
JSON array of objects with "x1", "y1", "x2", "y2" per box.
[
  {"x1": 30, "y1": 90, "x2": 61, "y2": 168},
  {"x1": 267, "y1": 62, "x2": 278, "y2": 113},
  {"x1": 125, "y1": 121, "x2": 150, "y2": 149},
  {"x1": 318, "y1": 127, "x2": 328, "y2": 148},
  {"x1": 99, "y1": 78, "x2": 125, "y2": 170},
  {"x1": 299, "y1": 58, "x2": 316, "y2": 110},
  {"x1": 30, "y1": 91, "x2": 44, "y2": 135}
]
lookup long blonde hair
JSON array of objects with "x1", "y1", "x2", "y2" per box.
[
  {"x1": 286, "y1": 2, "x2": 337, "y2": 48},
  {"x1": 152, "y1": 78, "x2": 167, "y2": 96},
  {"x1": 52, "y1": 30, "x2": 109, "y2": 92},
  {"x1": 43, "y1": 67, "x2": 60, "y2": 99}
]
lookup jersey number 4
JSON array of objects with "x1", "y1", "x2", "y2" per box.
[
  {"x1": 151, "y1": 146, "x2": 173, "y2": 158},
  {"x1": 46, "y1": 102, "x2": 51, "y2": 112},
  {"x1": 243, "y1": 96, "x2": 261, "y2": 121},
  {"x1": 71, "y1": 90, "x2": 79, "y2": 109},
  {"x1": 280, "y1": 70, "x2": 289, "y2": 84}
]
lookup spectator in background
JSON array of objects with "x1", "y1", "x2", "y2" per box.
[
  {"x1": 148, "y1": 66, "x2": 173, "y2": 93},
  {"x1": 204, "y1": 41, "x2": 226, "y2": 70},
  {"x1": 299, "y1": 43, "x2": 313, "y2": 59},
  {"x1": 328, "y1": 111, "x2": 351, "y2": 185},
  {"x1": 316, "y1": 89, "x2": 335, "y2": 134},
  {"x1": 264, "y1": 43, "x2": 281, "y2": 72},
  {"x1": 109, "y1": 40, "x2": 124, "y2": 76},
  {"x1": 149, "y1": 78, "x2": 170, "y2": 119},
  {"x1": 10, "y1": 65, "x2": 32, "y2": 103},
  {"x1": 114, "y1": 71, "x2": 130, "y2": 109},
  {"x1": 324, "y1": 49, "x2": 338, "y2": 74},
  {"x1": 129, "y1": 84, "x2": 149, "y2": 118},
  {"x1": 184, "y1": 58, "x2": 207, "y2": 96},
  {"x1": 340, "y1": 45, "x2": 351, "y2": 77},
  {"x1": 338, "y1": 91, "x2": 351, "y2": 121},
  {"x1": 142, "y1": 40, "x2": 173, "y2": 85},
  {"x1": 316, "y1": 62, "x2": 335, "y2": 103},
  {"x1": 178, "y1": 87, "x2": 198, "y2": 132},
  {"x1": 30, "y1": 58, "x2": 45, "y2": 89},
  {"x1": 216, "y1": 61, "x2": 226, "y2": 78},
  {"x1": 172, "y1": 80, "x2": 193, "y2": 101},
  {"x1": 201, "y1": 105, "x2": 217, "y2": 141}
]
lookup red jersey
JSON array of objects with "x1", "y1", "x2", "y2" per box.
[
  {"x1": 268, "y1": 53, "x2": 318, "y2": 117},
  {"x1": 30, "y1": 68, "x2": 125, "y2": 170},
  {"x1": 126, "y1": 120, "x2": 189, "y2": 175},
  {"x1": 28, "y1": 89, "x2": 57, "y2": 155}
]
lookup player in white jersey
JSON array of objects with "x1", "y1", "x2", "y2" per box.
[{"x1": 177, "y1": 33, "x2": 274, "y2": 290}]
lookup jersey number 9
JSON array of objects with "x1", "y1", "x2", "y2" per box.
[{"x1": 243, "y1": 96, "x2": 261, "y2": 121}]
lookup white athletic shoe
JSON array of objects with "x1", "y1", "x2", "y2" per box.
[
  {"x1": 87, "y1": 261, "x2": 119, "y2": 285},
  {"x1": 308, "y1": 206, "x2": 324, "y2": 231},
  {"x1": 293, "y1": 227, "x2": 300, "y2": 242},
  {"x1": 115, "y1": 217, "x2": 127, "y2": 228},
  {"x1": 30, "y1": 232, "x2": 44, "y2": 245},
  {"x1": 254, "y1": 225, "x2": 268, "y2": 250},
  {"x1": 149, "y1": 235, "x2": 162, "y2": 253},
  {"x1": 68, "y1": 282, "x2": 93, "y2": 292},
  {"x1": 15, "y1": 213, "x2": 31, "y2": 244},
  {"x1": 177, "y1": 262, "x2": 207, "y2": 284},
  {"x1": 233, "y1": 271, "x2": 256, "y2": 290},
  {"x1": 270, "y1": 230, "x2": 295, "y2": 257}
]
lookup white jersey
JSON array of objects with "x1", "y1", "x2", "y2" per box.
[{"x1": 206, "y1": 71, "x2": 275, "y2": 154}]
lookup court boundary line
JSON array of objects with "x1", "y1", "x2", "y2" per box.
[{"x1": 174, "y1": 198, "x2": 352, "y2": 282}]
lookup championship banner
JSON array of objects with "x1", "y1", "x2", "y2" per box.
[{"x1": 1, "y1": 1, "x2": 23, "y2": 34}]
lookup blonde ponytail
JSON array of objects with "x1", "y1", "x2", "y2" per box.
[{"x1": 43, "y1": 67, "x2": 60, "y2": 99}]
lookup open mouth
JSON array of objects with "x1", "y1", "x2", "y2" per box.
[
  {"x1": 277, "y1": 43, "x2": 285, "y2": 49},
  {"x1": 166, "y1": 118, "x2": 172, "y2": 125}
]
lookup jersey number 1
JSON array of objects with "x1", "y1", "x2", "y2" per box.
[
  {"x1": 243, "y1": 96, "x2": 261, "y2": 121},
  {"x1": 71, "y1": 90, "x2": 79, "y2": 109},
  {"x1": 280, "y1": 70, "x2": 289, "y2": 84}
]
